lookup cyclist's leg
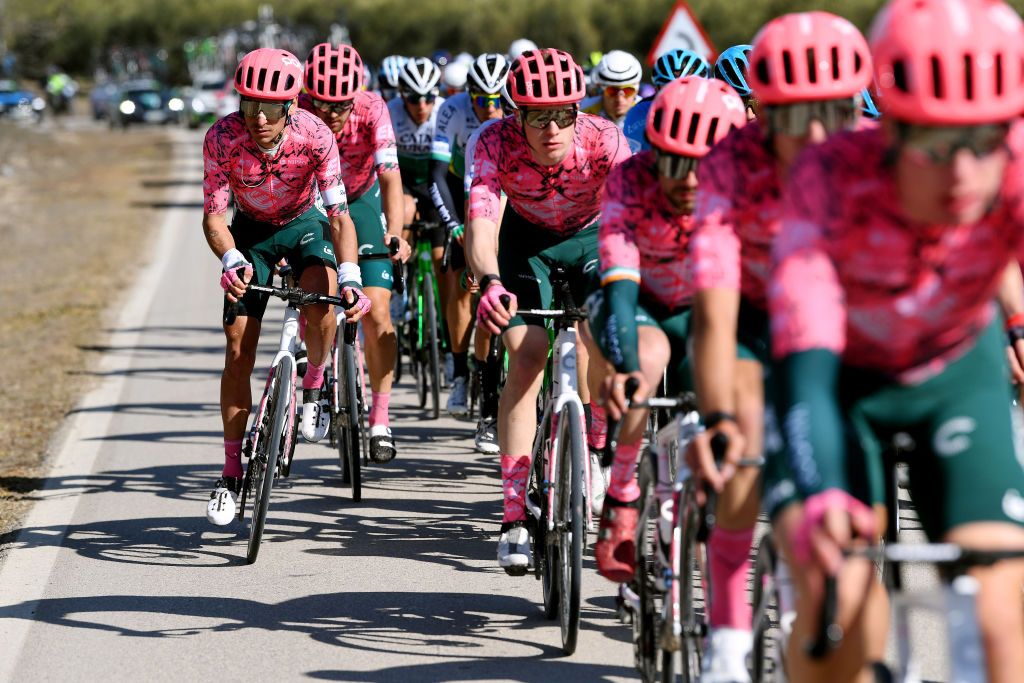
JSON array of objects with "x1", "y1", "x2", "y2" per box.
[
  {"x1": 444, "y1": 249, "x2": 473, "y2": 415},
  {"x1": 909, "y1": 322, "x2": 1024, "y2": 683}
]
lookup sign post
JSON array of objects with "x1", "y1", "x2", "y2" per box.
[{"x1": 646, "y1": 1, "x2": 716, "y2": 65}]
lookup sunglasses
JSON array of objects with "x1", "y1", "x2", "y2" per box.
[
  {"x1": 311, "y1": 97, "x2": 355, "y2": 114},
  {"x1": 470, "y1": 92, "x2": 502, "y2": 109},
  {"x1": 765, "y1": 98, "x2": 857, "y2": 137},
  {"x1": 522, "y1": 106, "x2": 578, "y2": 130},
  {"x1": 402, "y1": 91, "x2": 438, "y2": 105},
  {"x1": 896, "y1": 122, "x2": 1009, "y2": 165},
  {"x1": 604, "y1": 85, "x2": 638, "y2": 99},
  {"x1": 239, "y1": 98, "x2": 291, "y2": 123},
  {"x1": 655, "y1": 152, "x2": 699, "y2": 179}
]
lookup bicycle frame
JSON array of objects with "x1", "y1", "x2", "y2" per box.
[{"x1": 248, "y1": 296, "x2": 301, "y2": 467}]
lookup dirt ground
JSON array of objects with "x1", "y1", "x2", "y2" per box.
[{"x1": 0, "y1": 116, "x2": 172, "y2": 541}]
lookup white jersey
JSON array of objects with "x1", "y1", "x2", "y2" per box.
[
  {"x1": 387, "y1": 95, "x2": 446, "y2": 186},
  {"x1": 430, "y1": 92, "x2": 485, "y2": 179},
  {"x1": 463, "y1": 117, "x2": 503, "y2": 195}
]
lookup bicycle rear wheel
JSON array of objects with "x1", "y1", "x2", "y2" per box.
[
  {"x1": 556, "y1": 401, "x2": 585, "y2": 655},
  {"x1": 423, "y1": 272, "x2": 441, "y2": 419},
  {"x1": 246, "y1": 356, "x2": 293, "y2": 564},
  {"x1": 751, "y1": 534, "x2": 781, "y2": 683},
  {"x1": 635, "y1": 451, "x2": 667, "y2": 682}
]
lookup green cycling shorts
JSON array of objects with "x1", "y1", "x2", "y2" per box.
[
  {"x1": 351, "y1": 179, "x2": 393, "y2": 291},
  {"x1": 224, "y1": 205, "x2": 337, "y2": 322},
  {"x1": 497, "y1": 209, "x2": 600, "y2": 330}
]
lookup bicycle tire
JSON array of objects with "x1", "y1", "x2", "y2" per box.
[
  {"x1": 534, "y1": 406, "x2": 559, "y2": 620},
  {"x1": 356, "y1": 336, "x2": 370, "y2": 467},
  {"x1": 423, "y1": 271, "x2": 441, "y2": 420},
  {"x1": 557, "y1": 401, "x2": 586, "y2": 655},
  {"x1": 339, "y1": 331, "x2": 362, "y2": 501},
  {"x1": 635, "y1": 451, "x2": 664, "y2": 682},
  {"x1": 247, "y1": 356, "x2": 293, "y2": 564},
  {"x1": 751, "y1": 535, "x2": 779, "y2": 683},
  {"x1": 675, "y1": 491, "x2": 705, "y2": 683},
  {"x1": 393, "y1": 317, "x2": 404, "y2": 384},
  {"x1": 280, "y1": 396, "x2": 298, "y2": 478}
]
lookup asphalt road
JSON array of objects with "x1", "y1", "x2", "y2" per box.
[
  {"x1": 0, "y1": 128, "x2": 636, "y2": 682},
  {"x1": 0, "y1": 126, "x2": 952, "y2": 683}
]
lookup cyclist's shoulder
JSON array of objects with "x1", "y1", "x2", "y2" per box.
[
  {"x1": 576, "y1": 112, "x2": 629, "y2": 152},
  {"x1": 606, "y1": 151, "x2": 656, "y2": 201},
  {"x1": 205, "y1": 113, "x2": 246, "y2": 150},
  {"x1": 355, "y1": 89, "x2": 386, "y2": 116}
]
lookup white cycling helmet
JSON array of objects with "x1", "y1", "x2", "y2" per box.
[
  {"x1": 454, "y1": 51, "x2": 475, "y2": 67},
  {"x1": 443, "y1": 62, "x2": 469, "y2": 91},
  {"x1": 508, "y1": 38, "x2": 539, "y2": 60},
  {"x1": 399, "y1": 57, "x2": 442, "y2": 95},
  {"x1": 378, "y1": 55, "x2": 407, "y2": 89},
  {"x1": 592, "y1": 50, "x2": 643, "y2": 87},
  {"x1": 467, "y1": 53, "x2": 509, "y2": 94}
]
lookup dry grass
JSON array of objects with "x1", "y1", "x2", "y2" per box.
[{"x1": 0, "y1": 119, "x2": 172, "y2": 540}]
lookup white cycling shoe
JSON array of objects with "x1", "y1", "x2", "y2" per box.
[
  {"x1": 301, "y1": 387, "x2": 330, "y2": 442},
  {"x1": 446, "y1": 376, "x2": 470, "y2": 417},
  {"x1": 206, "y1": 476, "x2": 241, "y2": 526},
  {"x1": 700, "y1": 627, "x2": 753, "y2": 683},
  {"x1": 497, "y1": 522, "x2": 532, "y2": 576}
]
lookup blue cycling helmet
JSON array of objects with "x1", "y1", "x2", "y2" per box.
[
  {"x1": 378, "y1": 55, "x2": 407, "y2": 89},
  {"x1": 652, "y1": 49, "x2": 709, "y2": 87},
  {"x1": 714, "y1": 44, "x2": 753, "y2": 97},
  {"x1": 860, "y1": 88, "x2": 881, "y2": 119}
]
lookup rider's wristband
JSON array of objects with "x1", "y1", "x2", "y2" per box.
[
  {"x1": 337, "y1": 261, "x2": 363, "y2": 288},
  {"x1": 221, "y1": 248, "x2": 247, "y2": 270},
  {"x1": 703, "y1": 411, "x2": 738, "y2": 430},
  {"x1": 1006, "y1": 312, "x2": 1024, "y2": 331},
  {"x1": 479, "y1": 274, "x2": 503, "y2": 291}
]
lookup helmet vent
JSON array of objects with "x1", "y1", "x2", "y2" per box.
[
  {"x1": 994, "y1": 54, "x2": 1004, "y2": 95},
  {"x1": 705, "y1": 117, "x2": 720, "y2": 146},
  {"x1": 831, "y1": 47, "x2": 841, "y2": 80},
  {"x1": 652, "y1": 109, "x2": 663, "y2": 133},
  {"x1": 670, "y1": 109, "x2": 682, "y2": 139},
  {"x1": 782, "y1": 50, "x2": 795, "y2": 84},
  {"x1": 256, "y1": 68, "x2": 267, "y2": 92},
  {"x1": 893, "y1": 59, "x2": 909, "y2": 93},
  {"x1": 269, "y1": 70, "x2": 280, "y2": 93},
  {"x1": 964, "y1": 54, "x2": 974, "y2": 100},
  {"x1": 686, "y1": 112, "x2": 700, "y2": 144},
  {"x1": 930, "y1": 56, "x2": 943, "y2": 99},
  {"x1": 329, "y1": 75, "x2": 337, "y2": 94},
  {"x1": 755, "y1": 58, "x2": 769, "y2": 86},
  {"x1": 806, "y1": 49, "x2": 818, "y2": 84}
]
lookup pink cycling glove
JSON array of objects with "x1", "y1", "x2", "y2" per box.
[
  {"x1": 477, "y1": 283, "x2": 516, "y2": 333},
  {"x1": 790, "y1": 488, "x2": 876, "y2": 566},
  {"x1": 341, "y1": 286, "x2": 371, "y2": 318},
  {"x1": 220, "y1": 249, "x2": 253, "y2": 298}
]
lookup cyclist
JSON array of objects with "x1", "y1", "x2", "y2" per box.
[
  {"x1": 441, "y1": 61, "x2": 469, "y2": 97},
  {"x1": 377, "y1": 55, "x2": 406, "y2": 102},
  {"x1": 429, "y1": 53, "x2": 509, "y2": 422},
  {"x1": 623, "y1": 49, "x2": 710, "y2": 153},
  {"x1": 686, "y1": 13, "x2": 874, "y2": 682},
  {"x1": 203, "y1": 48, "x2": 368, "y2": 524},
  {"x1": 770, "y1": 1, "x2": 1024, "y2": 681},
  {"x1": 713, "y1": 44, "x2": 756, "y2": 121},
  {"x1": 466, "y1": 48, "x2": 630, "y2": 574},
  {"x1": 507, "y1": 38, "x2": 538, "y2": 61},
  {"x1": 585, "y1": 76, "x2": 747, "y2": 585},
  {"x1": 302, "y1": 43, "x2": 411, "y2": 464},
  {"x1": 582, "y1": 50, "x2": 643, "y2": 128}
]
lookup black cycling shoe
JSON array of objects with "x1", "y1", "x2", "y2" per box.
[{"x1": 369, "y1": 428, "x2": 397, "y2": 463}]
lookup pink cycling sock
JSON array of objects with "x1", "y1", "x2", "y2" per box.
[
  {"x1": 588, "y1": 404, "x2": 607, "y2": 451},
  {"x1": 501, "y1": 454, "x2": 531, "y2": 523},
  {"x1": 708, "y1": 526, "x2": 755, "y2": 629},
  {"x1": 223, "y1": 439, "x2": 243, "y2": 478},
  {"x1": 369, "y1": 391, "x2": 390, "y2": 428},
  {"x1": 302, "y1": 361, "x2": 326, "y2": 391},
  {"x1": 606, "y1": 440, "x2": 642, "y2": 503}
]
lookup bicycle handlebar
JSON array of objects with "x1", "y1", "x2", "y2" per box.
[{"x1": 223, "y1": 273, "x2": 356, "y2": 326}]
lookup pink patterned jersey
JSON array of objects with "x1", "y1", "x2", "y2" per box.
[
  {"x1": 691, "y1": 121, "x2": 778, "y2": 308},
  {"x1": 468, "y1": 113, "x2": 630, "y2": 236},
  {"x1": 298, "y1": 91, "x2": 399, "y2": 201},
  {"x1": 770, "y1": 123, "x2": 1024, "y2": 381},
  {"x1": 599, "y1": 151, "x2": 696, "y2": 310},
  {"x1": 203, "y1": 108, "x2": 347, "y2": 225}
]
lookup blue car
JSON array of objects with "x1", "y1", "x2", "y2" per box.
[{"x1": 0, "y1": 80, "x2": 45, "y2": 121}]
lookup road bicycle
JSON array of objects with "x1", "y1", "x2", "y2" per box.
[
  {"x1": 517, "y1": 267, "x2": 592, "y2": 655},
  {"x1": 226, "y1": 273, "x2": 351, "y2": 564},
  {"x1": 397, "y1": 219, "x2": 444, "y2": 419}
]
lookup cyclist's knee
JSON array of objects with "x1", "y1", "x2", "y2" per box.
[
  {"x1": 506, "y1": 328, "x2": 549, "y2": 378},
  {"x1": 303, "y1": 302, "x2": 333, "y2": 327},
  {"x1": 225, "y1": 345, "x2": 257, "y2": 378}
]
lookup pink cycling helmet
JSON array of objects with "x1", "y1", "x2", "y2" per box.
[
  {"x1": 507, "y1": 48, "x2": 587, "y2": 107},
  {"x1": 646, "y1": 76, "x2": 748, "y2": 157},
  {"x1": 871, "y1": 0, "x2": 1024, "y2": 125},
  {"x1": 749, "y1": 12, "x2": 872, "y2": 104},
  {"x1": 305, "y1": 43, "x2": 364, "y2": 101},
  {"x1": 234, "y1": 48, "x2": 303, "y2": 100}
]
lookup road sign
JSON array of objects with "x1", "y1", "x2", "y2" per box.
[{"x1": 646, "y1": 1, "x2": 716, "y2": 65}]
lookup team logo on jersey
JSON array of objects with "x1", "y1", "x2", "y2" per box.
[
  {"x1": 324, "y1": 246, "x2": 334, "y2": 257},
  {"x1": 582, "y1": 259, "x2": 600, "y2": 275},
  {"x1": 933, "y1": 416, "x2": 976, "y2": 458},
  {"x1": 300, "y1": 232, "x2": 315, "y2": 245},
  {"x1": 358, "y1": 243, "x2": 373, "y2": 255}
]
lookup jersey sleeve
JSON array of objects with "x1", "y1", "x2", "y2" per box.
[
  {"x1": 691, "y1": 151, "x2": 741, "y2": 292},
  {"x1": 467, "y1": 124, "x2": 502, "y2": 223},
  {"x1": 430, "y1": 99, "x2": 457, "y2": 165},
  {"x1": 598, "y1": 164, "x2": 641, "y2": 286},
  {"x1": 369, "y1": 96, "x2": 399, "y2": 175},
  {"x1": 312, "y1": 121, "x2": 349, "y2": 217},
  {"x1": 769, "y1": 148, "x2": 845, "y2": 359},
  {"x1": 202, "y1": 124, "x2": 232, "y2": 215}
]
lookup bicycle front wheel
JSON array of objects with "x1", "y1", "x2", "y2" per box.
[
  {"x1": 247, "y1": 356, "x2": 294, "y2": 564},
  {"x1": 635, "y1": 450, "x2": 667, "y2": 682},
  {"x1": 556, "y1": 401, "x2": 586, "y2": 655},
  {"x1": 337, "y1": 332, "x2": 361, "y2": 502},
  {"x1": 423, "y1": 272, "x2": 441, "y2": 419}
]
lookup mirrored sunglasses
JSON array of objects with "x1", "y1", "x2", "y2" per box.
[
  {"x1": 522, "y1": 106, "x2": 577, "y2": 130},
  {"x1": 655, "y1": 152, "x2": 699, "y2": 180},
  {"x1": 896, "y1": 122, "x2": 1009, "y2": 165},
  {"x1": 470, "y1": 92, "x2": 502, "y2": 109},
  {"x1": 765, "y1": 98, "x2": 857, "y2": 137},
  {"x1": 604, "y1": 85, "x2": 638, "y2": 99},
  {"x1": 239, "y1": 98, "x2": 290, "y2": 122},
  {"x1": 311, "y1": 97, "x2": 355, "y2": 114}
]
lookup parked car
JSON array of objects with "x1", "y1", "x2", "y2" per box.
[
  {"x1": 186, "y1": 72, "x2": 234, "y2": 129},
  {"x1": 0, "y1": 80, "x2": 45, "y2": 122},
  {"x1": 111, "y1": 80, "x2": 183, "y2": 127}
]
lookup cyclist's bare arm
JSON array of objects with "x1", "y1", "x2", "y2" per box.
[
  {"x1": 466, "y1": 216, "x2": 500, "y2": 279},
  {"x1": 379, "y1": 168, "x2": 410, "y2": 261},
  {"x1": 329, "y1": 213, "x2": 359, "y2": 266},
  {"x1": 203, "y1": 212, "x2": 236, "y2": 259}
]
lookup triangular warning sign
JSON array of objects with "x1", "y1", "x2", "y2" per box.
[{"x1": 646, "y1": 1, "x2": 716, "y2": 66}]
